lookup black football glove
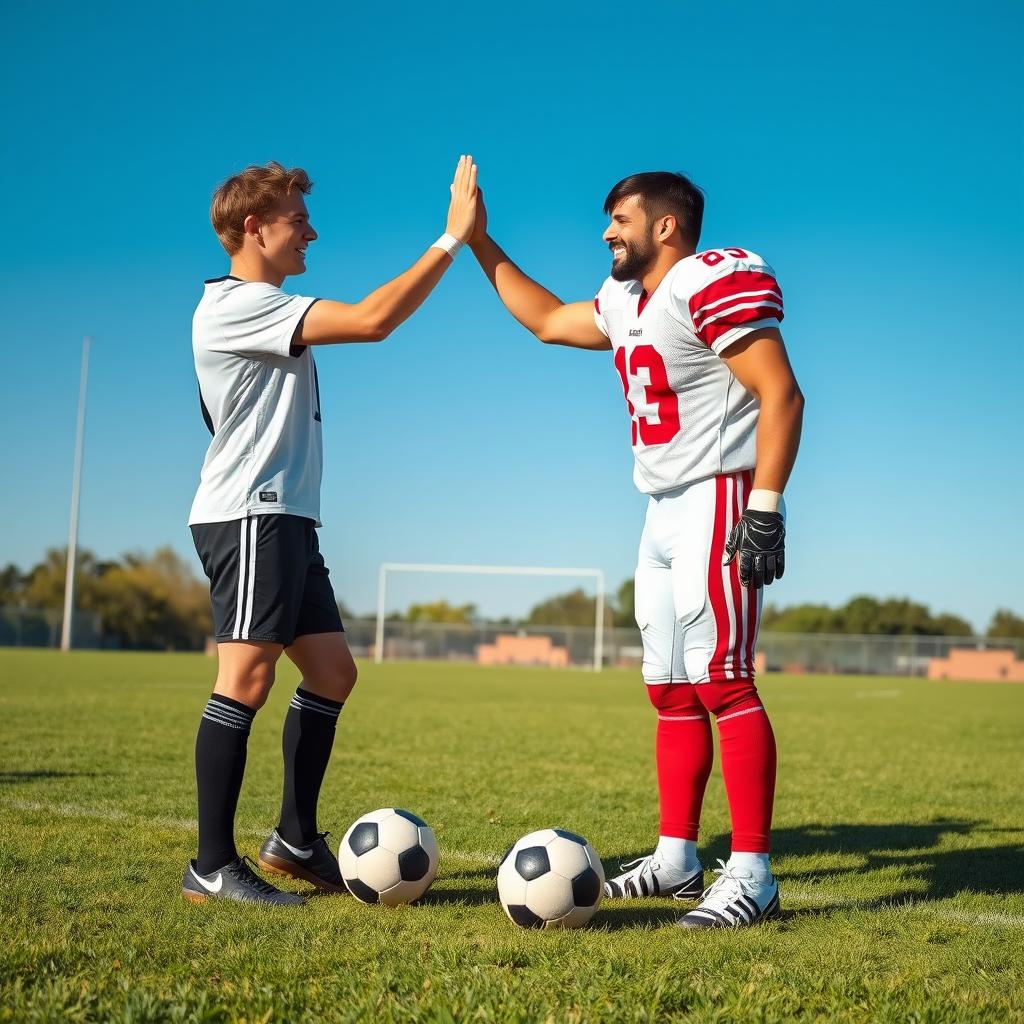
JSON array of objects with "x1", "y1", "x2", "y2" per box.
[{"x1": 723, "y1": 509, "x2": 786, "y2": 588}]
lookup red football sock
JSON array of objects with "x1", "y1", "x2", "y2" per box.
[
  {"x1": 696, "y1": 679, "x2": 777, "y2": 854},
  {"x1": 647, "y1": 683, "x2": 713, "y2": 841}
]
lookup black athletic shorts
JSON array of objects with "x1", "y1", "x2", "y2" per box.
[{"x1": 191, "y1": 514, "x2": 344, "y2": 645}]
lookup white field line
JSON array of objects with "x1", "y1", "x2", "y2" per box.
[{"x1": 0, "y1": 798, "x2": 500, "y2": 867}]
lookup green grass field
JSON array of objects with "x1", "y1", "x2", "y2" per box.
[{"x1": 1, "y1": 650, "x2": 1022, "y2": 1023}]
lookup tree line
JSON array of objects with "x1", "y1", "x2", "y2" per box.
[
  {"x1": 3, "y1": 548, "x2": 1021, "y2": 649},
  {"x1": 387, "y1": 585, "x2": 1024, "y2": 640},
  {"x1": 1, "y1": 547, "x2": 211, "y2": 650}
]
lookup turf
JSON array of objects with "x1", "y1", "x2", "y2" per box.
[{"x1": 1, "y1": 650, "x2": 1022, "y2": 1023}]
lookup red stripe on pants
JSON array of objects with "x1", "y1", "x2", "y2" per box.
[{"x1": 708, "y1": 476, "x2": 731, "y2": 680}]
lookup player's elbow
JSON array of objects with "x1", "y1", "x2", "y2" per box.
[
  {"x1": 534, "y1": 320, "x2": 561, "y2": 345},
  {"x1": 364, "y1": 323, "x2": 390, "y2": 342},
  {"x1": 358, "y1": 314, "x2": 391, "y2": 342},
  {"x1": 761, "y1": 377, "x2": 804, "y2": 413}
]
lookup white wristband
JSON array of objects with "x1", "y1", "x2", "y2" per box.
[
  {"x1": 747, "y1": 489, "x2": 783, "y2": 513},
  {"x1": 431, "y1": 233, "x2": 463, "y2": 259}
]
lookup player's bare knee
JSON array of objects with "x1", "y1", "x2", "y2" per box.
[
  {"x1": 332, "y1": 658, "x2": 358, "y2": 701},
  {"x1": 216, "y1": 663, "x2": 276, "y2": 710},
  {"x1": 304, "y1": 658, "x2": 356, "y2": 703}
]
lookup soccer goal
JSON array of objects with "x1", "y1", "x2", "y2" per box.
[{"x1": 374, "y1": 562, "x2": 606, "y2": 672}]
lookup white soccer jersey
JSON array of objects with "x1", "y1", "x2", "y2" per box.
[
  {"x1": 189, "y1": 276, "x2": 323, "y2": 526},
  {"x1": 594, "y1": 248, "x2": 784, "y2": 494}
]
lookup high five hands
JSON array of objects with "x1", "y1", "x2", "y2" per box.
[{"x1": 446, "y1": 155, "x2": 480, "y2": 243}]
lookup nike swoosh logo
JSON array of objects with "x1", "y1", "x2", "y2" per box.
[
  {"x1": 190, "y1": 866, "x2": 223, "y2": 893},
  {"x1": 276, "y1": 833, "x2": 313, "y2": 859}
]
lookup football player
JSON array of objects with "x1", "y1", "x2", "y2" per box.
[
  {"x1": 469, "y1": 172, "x2": 803, "y2": 928},
  {"x1": 184, "y1": 156, "x2": 478, "y2": 905}
]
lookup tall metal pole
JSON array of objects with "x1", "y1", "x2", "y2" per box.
[
  {"x1": 374, "y1": 564, "x2": 387, "y2": 664},
  {"x1": 61, "y1": 337, "x2": 91, "y2": 652},
  {"x1": 594, "y1": 573, "x2": 605, "y2": 673}
]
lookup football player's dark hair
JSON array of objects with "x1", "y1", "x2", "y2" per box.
[{"x1": 603, "y1": 172, "x2": 705, "y2": 248}]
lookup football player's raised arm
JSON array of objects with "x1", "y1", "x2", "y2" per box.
[
  {"x1": 297, "y1": 156, "x2": 478, "y2": 345},
  {"x1": 720, "y1": 328, "x2": 805, "y2": 493},
  {"x1": 468, "y1": 195, "x2": 610, "y2": 351}
]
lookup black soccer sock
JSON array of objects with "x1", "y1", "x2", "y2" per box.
[
  {"x1": 195, "y1": 693, "x2": 256, "y2": 875},
  {"x1": 278, "y1": 687, "x2": 343, "y2": 846}
]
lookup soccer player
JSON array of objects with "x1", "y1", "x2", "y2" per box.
[
  {"x1": 183, "y1": 156, "x2": 479, "y2": 905},
  {"x1": 469, "y1": 173, "x2": 803, "y2": 928}
]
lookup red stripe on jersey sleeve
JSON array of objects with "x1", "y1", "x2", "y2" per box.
[
  {"x1": 594, "y1": 296, "x2": 601, "y2": 314},
  {"x1": 689, "y1": 270, "x2": 784, "y2": 344},
  {"x1": 701, "y1": 304, "x2": 784, "y2": 346},
  {"x1": 694, "y1": 288, "x2": 783, "y2": 331},
  {"x1": 690, "y1": 271, "x2": 783, "y2": 322}
]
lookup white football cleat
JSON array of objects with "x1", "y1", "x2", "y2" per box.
[
  {"x1": 603, "y1": 855, "x2": 704, "y2": 900},
  {"x1": 676, "y1": 859, "x2": 780, "y2": 928}
]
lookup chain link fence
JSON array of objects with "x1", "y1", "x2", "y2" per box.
[
  {"x1": 0, "y1": 607, "x2": 104, "y2": 649},
  {"x1": 3, "y1": 607, "x2": 1021, "y2": 676},
  {"x1": 344, "y1": 619, "x2": 1023, "y2": 676}
]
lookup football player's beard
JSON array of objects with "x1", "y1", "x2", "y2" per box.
[{"x1": 610, "y1": 236, "x2": 657, "y2": 282}]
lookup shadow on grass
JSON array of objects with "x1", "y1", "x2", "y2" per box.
[
  {"x1": 592, "y1": 904, "x2": 683, "y2": 931},
  {"x1": 601, "y1": 821, "x2": 1024, "y2": 923},
  {"x1": 0, "y1": 770, "x2": 100, "y2": 786},
  {"x1": 770, "y1": 821, "x2": 1024, "y2": 899}
]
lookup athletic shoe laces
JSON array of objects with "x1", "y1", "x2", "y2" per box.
[
  {"x1": 229, "y1": 855, "x2": 281, "y2": 896},
  {"x1": 695, "y1": 859, "x2": 761, "y2": 911},
  {"x1": 617, "y1": 855, "x2": 654, "y2": 876}
]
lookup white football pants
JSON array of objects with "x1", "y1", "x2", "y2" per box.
[{"x1": 635, "y1": 470, "x2": 777, "y2": 685}]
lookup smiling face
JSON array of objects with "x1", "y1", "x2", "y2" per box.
[
  {"x1": 603, "y1": 195, "x2": 658, "y2": 282},
  {"x1": 253, "y1": 191, "x2": 318, "y2": 278}
]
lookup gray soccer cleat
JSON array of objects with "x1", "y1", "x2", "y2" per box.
[
  {"x1": 182, "y1": 855, "x2": 305, "y2": 906},
  {"x1": 258, "y1": 829, "x2": 347, "y2": 894},
  {"x1": 603, "y1": 855, "x2": 704, "y2": 900}
]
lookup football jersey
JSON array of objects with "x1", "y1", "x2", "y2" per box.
[
  {"x1": 594, "y1": 248, "x2": 783, "y2": 494},
  {"x1": 189, "y1": 276, "x2": 324, "y2": 526}
]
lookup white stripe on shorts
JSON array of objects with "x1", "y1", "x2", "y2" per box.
[
  {"x1": 232, "y1": 517, "x2": 249, "y2": 640},
  {"x1": 240, "y1": 516, "x2": 259, "y2": 640}
]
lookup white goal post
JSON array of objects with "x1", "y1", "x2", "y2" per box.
[{"x1": 374, "y1": 563, "x2": 606, "y2": 672}]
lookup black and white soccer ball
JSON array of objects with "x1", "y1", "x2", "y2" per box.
[
  {"x1": 338, "y1": 808, "x2": 439, "y2": 906},
  {"x1": 496, "y1": 828, "x2": 604, "y2": 929}
]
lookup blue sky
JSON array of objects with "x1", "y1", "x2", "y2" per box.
[{"x1": 1, "y1": 0, "x2": 1021, "y2": 630}]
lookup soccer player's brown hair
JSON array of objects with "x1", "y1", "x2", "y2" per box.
[
  {"x1": 210, "y1": 162, "x2": 313, "y2": 256},
  {"x1": 603, "y1": 171, "x2": 705, "y2": 249}
]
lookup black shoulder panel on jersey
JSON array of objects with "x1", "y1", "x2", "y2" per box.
[{"x1": 289, "y1": 297, "x2": 321, "y2": 358}]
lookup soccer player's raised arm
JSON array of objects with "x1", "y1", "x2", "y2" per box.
[
  {"x1": 297, "y1": 156, "x2": 478, "y2": 345},
  {"x1": 469, "y1": 193, "x2": 610, "y2": 351}
]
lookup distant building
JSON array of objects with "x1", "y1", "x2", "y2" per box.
[
  {"x1": 477, "y1": 634, "x2": 569, "y2": 668},
  {"x1": 927, "y1": 648, "x2": 1024, "y2": 682}
]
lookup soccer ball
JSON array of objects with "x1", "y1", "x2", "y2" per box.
[
  {"x1": 497, "y1": 828, "x2": 604, "y2": 929},
  {"x1": 338, "y1": 808, "x2": 439, "y2": 906}
]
